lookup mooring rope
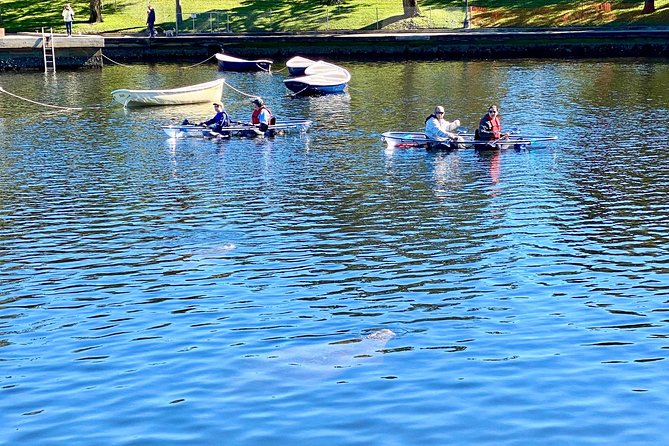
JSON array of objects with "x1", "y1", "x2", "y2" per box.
[
  {"x1": 223, "y1": 80, "x2": 258, "y2": 98},
  {"x1": 0, "y1": 86, "x2": 85, "y2": 111},
  {"x1": 101, "y1": 53, "x2": 134, "y2": 68},
  {"x1": 255, "y1": 62, "x2": 271, "y2": 73},
  {"x1": 273, "y1": 66, "x2": 288, "y2": 73},
  {"x1": 0, "y1": 86, "x2": 112, "y2": 111},
  {"x1": 288, "y1": 86, "x2": 310, "y2": 97},
  {"x1": 180, "y1": 53, "x2": 218, "y2": 69}
]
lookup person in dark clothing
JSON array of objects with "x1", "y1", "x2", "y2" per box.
[
  {"x1": 146, "y1": 6, "x2": 156, "y2": 37},
  {"x1": 476, "y1": 104, "x2": 508, "y2": 141},
  {"x1": 199, "y1": 102, "x2": 231, "y2": 136}
]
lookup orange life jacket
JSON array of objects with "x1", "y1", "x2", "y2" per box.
[{"x1": 251, "y1": 105, "x2": 273, "y2": 124}]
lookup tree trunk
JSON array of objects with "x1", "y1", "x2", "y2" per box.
[
  {"x1": 89, "y1": 0, "x2": 103, "y2": 23},
  {"x1": 176, "y1": 0, "x2": 183, "y2": 28},
  {"x1": 642, "y1": 0, "x2": 655, "y2": 13},
  {"x1": 402, "y1": 0, "x2": 421, "y2": 17}
]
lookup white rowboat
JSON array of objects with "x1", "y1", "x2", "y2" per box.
[
  {"x1": 283, "y1": 61, "x2": 351, "y2": 95},
  {"x1": 215, "y1": 53, "x2": 273, "y2": 72},
  {"x1": 285, "y1": 56, "x2": 316, "y2": 76},
  {"x1": 111, "y1": 79, "x2": 225, "y2": 108}
]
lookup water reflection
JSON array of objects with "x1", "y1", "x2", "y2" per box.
[{"x1": 431, "y1": 151, "x2": 463, "y2": 200}]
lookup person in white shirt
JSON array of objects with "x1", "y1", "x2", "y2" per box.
[
  {"x1": 62, "y1": 4, "x2": 75, "y2": 37},
  {"x1": 424, "y1": 105, "x2": 464, "y2": 149}
]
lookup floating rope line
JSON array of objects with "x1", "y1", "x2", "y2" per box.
[
  {"x1": 180, "y1": 53, "x2": 218, "y2": 69},
  {"x1": 223, "y1": 80, "x2": 258, "y2": 98},
  {"x1": 0, "y1": 86, "x2": 112, "y2": 111},
  {"x1": 0, "y1": 86, "x2": 84, "y2": 111},
  {"x1": 101, "y1": 53, "x2": 134, "y2": 68}
]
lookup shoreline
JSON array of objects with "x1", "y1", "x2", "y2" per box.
[{"x1": 1, "y1": 26, "x2": 668, "y2": 70}]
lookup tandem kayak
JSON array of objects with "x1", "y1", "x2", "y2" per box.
[
  {"x1": 382, "y1": 131, "x2": 558, "y2": 150},
  {"x1": 162, "y1": 120, "x2": 313, "y2": 139}
]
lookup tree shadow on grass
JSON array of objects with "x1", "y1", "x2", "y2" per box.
[
  {"x1": 167, "y1": 0, "x2": 361, "y2": 33},
  {"x1": 457, "y1": 0, "x2": 668, "y2": 27},
  {"x1": 360, "y1": 14, "x2": 409, "y2": 30},
  {"x1": 1, "y1": 0, "x2": 135, "y2": 32},
  {"x1": 233, "y1": 0, "x2": 361, "y2": 32},
  {"x1": 2, "y1": 0, "x2": 63, "y2": 31}
]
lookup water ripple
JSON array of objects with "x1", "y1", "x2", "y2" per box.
[{"x1": 2, "y1": 60, "x2": 669, "y2": 446}]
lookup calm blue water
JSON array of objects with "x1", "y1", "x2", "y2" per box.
[{"x1": 1, "y1": 58, "x2": 669, "y2": 445}]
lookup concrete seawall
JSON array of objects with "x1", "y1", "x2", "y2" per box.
[
  {"x1": 1, "y1": 27, "x2": 668, "y2": 70},
  {"x1": 102, "y1": 27, "x2": 669, "y2": 62},
  {"x1": 0, "y1": 34, "x2": 103, "y2": 70}
]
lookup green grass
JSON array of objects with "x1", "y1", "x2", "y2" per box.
[{"x1": 0, "y1": 0, "x2": 667, "y2": 34}]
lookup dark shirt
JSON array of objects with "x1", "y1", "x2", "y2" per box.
[
  {"x1": 204, "y1": 111, "x2": 230, "y2": 127},
  {"x1": 477, "y1": 114, "x2": 501, "y2": 140}
]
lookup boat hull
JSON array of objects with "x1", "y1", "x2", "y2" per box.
[
  {"x1": 382, "y1": 131, "x2": 557, "y2": 150},
  {"x1": 283, "y1": 80, "x2": 347, "y2": 95},
  {"x1": 163, "y1": 120, "x2": 313, "y2": 139},
  {"x1": 283, "y1": 60, "x2": 351, "y2": 96},
  {"x1": 218, "y1": 60, "x2": 272, "y2": 72},
  {"x1": 215, "y1": 53, "x2": 272, "y2": 72},
  {"x1": 112, "y1": 79, "x2": 224, "y2": 108},
  {"x1": 286, "y1": 56, "x2": 316, "y2": 76},
  {"x1": 288, "y1": 67, "x2": 308, "y2": 76}
]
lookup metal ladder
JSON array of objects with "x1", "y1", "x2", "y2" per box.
[{"x1": 41, "y1": 27, "x2": 56, "y2": 72}]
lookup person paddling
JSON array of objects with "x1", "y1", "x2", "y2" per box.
[
  {"x1": 201, "y1": 102, "x2": 231, "y2": 132},
  {"x1": 424, "y1": 105, "x2": 463, "y2": 150},
  {"x1": 475, "y1": 104, "x2": 509, "y2": 142},
  {"x1": 181, "y1": 102, "x2": 231, "y2": 137},
  {"x1": 243, "y1": 97, "x2": 275, "y2": 137}
]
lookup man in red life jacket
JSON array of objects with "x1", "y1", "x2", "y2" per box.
[{"x1": 248, "y1": 97, "x2": 275, "y2": 135}]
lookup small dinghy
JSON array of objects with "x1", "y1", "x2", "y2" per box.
[
  {"x1": 285, "y1": 56, "x2": 316, "y2": 76},
  {"x1": 382, "y1": 131, "x2": 558, "y2": 150},
  {"x1": 162, "y1": 119, "x2": 313, "y2": 139},
  {"x1": 283, "y1": 61, "x2": 351, "y2": 96},
  {"x1": 215, "y1": 53, "x2": 273, "y2": 72},
  {"x1": 111, "y1": 78, "x2": 224, "y2": 108}
]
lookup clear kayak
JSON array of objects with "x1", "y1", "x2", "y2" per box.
[
  {"x1": 162, "y1": 120, "x2": 313, "y2": 139},
  {"x1": 381, "y1": 131, "x2": 558, "y2": 150}
]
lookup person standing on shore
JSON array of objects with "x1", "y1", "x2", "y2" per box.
[
  {"x1": 62, "y1": 4, "x2": 75, "y2": 37},
  {"x1": 146, "y1": 5, "x2": 156, "y2": 37}
]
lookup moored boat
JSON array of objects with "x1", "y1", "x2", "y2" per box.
[
  {"x1": 215, "y1": 53, "x2": 273, "y2": 72},
  {"x1": 283, "y1": 61, "x2": 351, "y2": 95},
  {"x1": 285, "y1": 56, "x2": 316, "y2": 76},
  {"x1": 111, "y1": 79, "x2": 224, "y2": 108},
  {"x1": 382, "y1": 131, "x2": 558, "y2": 150}
]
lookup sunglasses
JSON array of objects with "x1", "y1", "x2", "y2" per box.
[
  {"x1": 436, "y1": 111, "x2": 444, "y2": 114},
  {"x1": 488, "y1": 110, "x2": 498, "y2": 114}
]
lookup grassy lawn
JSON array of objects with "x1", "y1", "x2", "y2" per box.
[{"x1": 0, "y1": 0, "x2": 667, "y2": 34}]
